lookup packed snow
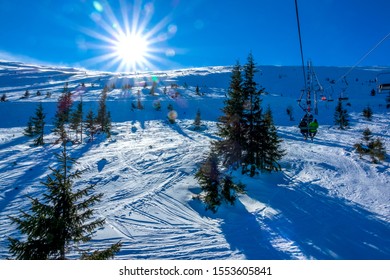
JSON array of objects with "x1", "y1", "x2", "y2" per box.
[{"x1": 0, "y1": 60, "x2": 389, "y2": 259}]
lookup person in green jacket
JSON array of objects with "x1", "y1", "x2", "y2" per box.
[{"x1": 308, "y1": 119, "x2": 319, "y2": 140}]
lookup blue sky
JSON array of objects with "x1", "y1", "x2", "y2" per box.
[{"x1": 0, "y1": 0, "x2": 389, "y2": 72}]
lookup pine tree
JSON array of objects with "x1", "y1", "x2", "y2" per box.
[
  {"x1": 53, "y1": 92, "x2": 73, "y2": 143},
  {"x1": 354, "y1": 128, "x2": 386, "y2": 163},
  {"x1": 8, "y1": 144, "x2": 121, "y2": 259},
  {"x1": 195, "y1": 151, "x2": 245, "y2": 213},
  {"x1": 241, "y1": 52, "x2": 269, "y2": 176},
  {"x1": 96, "y1": 89, "x2": 111, "y2": 137},
  {"x1": 334, "y1": 100, "x2": 349, "y2": 129},
  {"x1": 24, "y1": 117, "x2": 34, "y2": 137},
  {"x1": 261, "y1": 106, "x2": 285, "y2": 172},
  {"x1": 70, "y1": 101, "x2": 83, "y2": 143},
  {"x1": 24, "y1": 90, "x2": 30, "y2": 99},
  {"x1": 362, "y1": 105, "x2": 373, "y2": 121},
  {"x1": 24, "y1": 104, "x2": 46, "y2": 145},
  {"x1": 31, "y1": 103, "x2": 45, "y2": 146},
  {"x1": 193, "y1": 109, "x2": 202, "y2": 130},
  {"x1": 57, "y1": 92, "x2": 73, "y2": 123},
  {"x1": 368, "y1": 138, "x2": 386, "y2": 163},
  {"x1": 195, "y1": 85, "x2": 200, "y2": 95},
  {"x1": 214, "y1": 62, "x2": 245, "y2": 168},
  {"x1": 286, "y1": 105, "x2": 294, "y2": 121},
  {"x1": 195, "y1": 152, "x2": 221, "y2": 213},
  {"x1": 85, "y1": 109, "x2": 97, "y2": 142}
]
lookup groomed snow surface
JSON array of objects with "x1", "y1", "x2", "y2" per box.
[{"x1": 0, "y1": 61, "x2": 389, "y2": 259}]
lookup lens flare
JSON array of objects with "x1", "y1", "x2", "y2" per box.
[{"x1": 80, "y1": 0, "x2": 178, "y2": 72}]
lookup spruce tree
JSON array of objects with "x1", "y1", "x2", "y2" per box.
[
  {"x1": 354, "y1": 128, "x2": 386, "y2": 163},
  {"x1": 261, "y1": 106, "x2": 285, "y2": 172},
  {"x1": 24, "y1": 103, "x2": 46, "y2": 145},
  {"x1": 24, "y1": 117, "x2": 34, "y2": 137},
  {"x1": 85, "y1": 109, "x2": 97, "y2": 142},
  {"x1": 334, "y1": 100, "x2": 349, "y2": 129},
  {"x1": 214, "y1": 62, "x2": 245, "y2": 168},
  {"x1": 362, "y1": 105, "x2": 373, "y2": 121},
  {"x1": 193, "y1": 109, "x2": 202, "y2": 130},
  {"x1": 53, "y1": 92, "x2": 73, "y2": 143},
  {"x1": 286, "y1": 105, "x2": 294, "y2": 121},
  {"x1": 368, "y1": 138, "x2": 386, "y2": 163},
  {"x1": 31, "y1": 103, "x2": 46, "y2": 146},
  {"x1": 70, "y1": 101, "x2": 83, "y2": 143},
  {"x1": 195, "y1": 152, "x2": 221, "y2": 213},
  {"x1": 241, "y1": 52, "x2": 268, "y2": 175},
  {"x1": 96, "y1": 89, "x2": 108, "y2": 134},
  {"x1": 8, "y1": 144, "x2": 121, "y2": 259},
  {"x1": 195, "y1": 85, "x2": 200, "y2": 95},
  {"x1": 195, "y1": 151, "x2": 244, "y2": 213},
  {"x1": 57, "y1": 92, "x2": 73, "y2": 123}
]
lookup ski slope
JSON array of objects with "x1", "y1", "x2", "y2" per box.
[{"x1": 0, "y1": 61, "x2": 389, "y2": 259}]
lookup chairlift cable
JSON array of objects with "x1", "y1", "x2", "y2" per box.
[
  {"x1": 294, "y1": 0, "x2": 306, "y2": 88},
  {"x1": 325, "y1": 31, "x2": 390, "y2": 91}
]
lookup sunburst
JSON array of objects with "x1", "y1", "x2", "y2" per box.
[{"x1": 81, "y1": 0, "x2": 177, "y2": 72}]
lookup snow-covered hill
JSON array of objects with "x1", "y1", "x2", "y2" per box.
[{"x1": 0, "y1": 61, "x2": 389, "y2": 259}]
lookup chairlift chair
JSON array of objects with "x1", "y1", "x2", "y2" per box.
[{"x1": 376, "y1": 72, "x2": 390, "y2": 93}]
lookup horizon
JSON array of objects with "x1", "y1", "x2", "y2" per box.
[{"x1": 1, "y1": 1, "x2": 390, "y2": 72}]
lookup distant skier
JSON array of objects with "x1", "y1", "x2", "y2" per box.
[{"x1": 308, "y1": 119, "x2": 319, "y2": 141}]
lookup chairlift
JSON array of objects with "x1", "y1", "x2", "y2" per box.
[
  {"x1": 338, "y1": 88, "x2": 349, "y2": 101},
  {"x1": 376, "y1": 72, "x2": 390, "y2": 93}
]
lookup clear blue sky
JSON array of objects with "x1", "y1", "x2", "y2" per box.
[{"x1": 1, "y1": 0, "x2": 389, "y2": 72}]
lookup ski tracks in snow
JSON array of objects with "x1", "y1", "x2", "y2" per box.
[{"x1": 76, "y1": 120, "x2": 237, "y2": 259}]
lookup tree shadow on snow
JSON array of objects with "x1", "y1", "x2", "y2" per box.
[
  {"x1": 189, "y1": 197, "x2": 290, "y2": 259},
  {"x1": 243, "y1": 174, "x2": 390, "y2": 259}
]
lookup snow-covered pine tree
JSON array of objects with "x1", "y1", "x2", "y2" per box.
[
  {"x1": 85, "y1": 109, "x2": 97, "y2": 142},
  {"x1": 214, "y1": 62, "x2": 245, "y2": 168},
  {"x1": 334, "y1": 100, "x2": 349, "y2": 129},
  {"x1": 8, "y1": 144, "x2": 121, "y2": 259},
  {"x1": 70, "y1": 101, "x2": 83, "y2": 143}
]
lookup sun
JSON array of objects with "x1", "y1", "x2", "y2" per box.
[
  {"x1": 114, "y1": 33, "x2": 149, "y2": 66},
  {"x1": 80, "y1": 1, "x2": 178, "y2": 72}
]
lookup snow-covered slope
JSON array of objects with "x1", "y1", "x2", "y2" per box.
[{"x1": 0, "y1": 61, "x2": 389, "y2": 259}]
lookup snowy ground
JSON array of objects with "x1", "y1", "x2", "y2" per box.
[{"x1": 0, "y1": 61, "x2": 389, "y2": 259}]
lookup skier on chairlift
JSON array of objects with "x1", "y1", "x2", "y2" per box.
[{"x1": 308, "y1": 119, "x2": 319, "y2": 141}]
